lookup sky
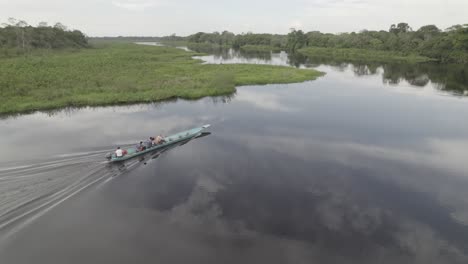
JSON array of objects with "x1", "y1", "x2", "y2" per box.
[{"x1": 1, "y1": 0, "x2": 467, "y2": 36}]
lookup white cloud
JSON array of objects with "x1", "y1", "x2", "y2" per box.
[
  {"x1": 112, "y1": 0, "x2": 162, "y2": 11},
  {"x1": 289, "y1": 20, "x2": 303, "y2": 30},
  {"x1": 235, "y1": 90, "x2": 299, "y2": 112},
  {"x1": 1, "y1": 0, "x2": 467, "y2": 37}
]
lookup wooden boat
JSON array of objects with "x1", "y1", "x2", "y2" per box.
[{"x1": 107, "y1": 124, "x2": 210, "y2": 162}]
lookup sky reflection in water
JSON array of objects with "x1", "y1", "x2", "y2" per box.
[{"x1": 1, "y1": 55, "x2": 468, "y2": 263}]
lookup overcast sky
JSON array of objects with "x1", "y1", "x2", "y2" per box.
[{"x1": 1, "y1": 0, "x2": 467, "y2": 36}]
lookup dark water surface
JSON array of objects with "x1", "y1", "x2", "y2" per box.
[{"x1": 1, "y1": 46, "x2": 468, "y2": 263}]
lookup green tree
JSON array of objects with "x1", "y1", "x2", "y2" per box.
[
  {"x1": 287, "y1": 29, "x2": 307, "y2": 52},
  {"x1": 0, "y1": 18, "x2": 88, "y2": 56},
  {"x1": 390, "y1": 22, "x2": 412, "y2": 34}
]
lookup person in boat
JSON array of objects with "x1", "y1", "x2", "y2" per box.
[
  {"x1": 115, "y1": 147, "x2": 123, "y2": 157},
  {"x1": 155, "y1": 135, "x2": 166, "y2": 145},
  {"x1": 136, "y1": 141, "x2": 146, "y2": 152},
  {"x1": 144, "y1": 138, "x2": 153, "y2": 149}
]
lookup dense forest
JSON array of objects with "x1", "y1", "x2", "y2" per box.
[
  {"x1": 187, "y1": 31, "x2": 287, "y2": 49},
  {"x1": 2, "y1": 18, "x2": 467, "y2": 63},
  {"x1": 0, "y1": 18, "x2": 88, "y2": 57},
  {"x1": 179, "y1": 23, "x2": 468, "y2": 63}
]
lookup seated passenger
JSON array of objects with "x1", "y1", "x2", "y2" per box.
[
  {"x1": 136, "y1": 141, "x2": 146, "y2": 152},
  {"x1": 142, "y1": 138, "x2": 151, "y2": 149},
  {"x1": 156, "y1": 135, "x2": 166, "y2": 144},
  {"x1": 115, "y1": 147, "x2": 123, "y2": 157}
]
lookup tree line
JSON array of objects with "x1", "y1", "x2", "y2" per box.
[
  {"x1": 0, "y1": 18, "x2": 88, "y2": 56},
  {"x1": 186, "y1": 31, "x2": 287, "y2": 49},
  {"x1": 287, "y1": 23, "x2": 468, "y2": 63},
  {"x1": 177, "y1": 23, "x2": 468, "y2": 63}
]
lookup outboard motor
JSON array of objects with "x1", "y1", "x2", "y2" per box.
[{"x1": 105, "y1": 152, "x2": 112, "y2": 161}]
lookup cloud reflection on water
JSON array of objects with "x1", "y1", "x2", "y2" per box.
[
  {"x1": 1, "y1": 57, "x2": 468, "y2": 263},
  {"x1": 139, "y1": 134, "x2": 468, "y2": 264}
]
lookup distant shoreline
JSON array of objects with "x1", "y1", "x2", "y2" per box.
[{"x1": 297, "y1": 47, "x2": 436, "y2": 63}]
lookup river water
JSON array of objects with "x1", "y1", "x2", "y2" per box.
[{"x1": 1, "y1": 45, "x2": 468, "y2": 263}]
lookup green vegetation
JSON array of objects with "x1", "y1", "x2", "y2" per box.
[
  {"x1": 185, "y1": 32, "x2": 286, "y2": 52},
  {"x1": 0, "y1": 18, "x2": 88, "y2": 58},
  {"x1": 169, "y1": 23, "x2": 468, "y2": 63},
  {"x1": 92, "y1": 22, "x2": 468, "y2": 64},
  {"x1": 0, "y1": 43, "x2": 323, "y2": 114},
  {"x1": 287, "y1": 23, "x2": 468, "y2": 63},
  {"x1": 298, "y1": 47, "x2": 434, "y2": 63},
  {"x1": 232, "y1": 33, "x2": 286, "y2": 50}
]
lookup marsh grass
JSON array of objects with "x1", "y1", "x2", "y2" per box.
[{"x1": 0, "y1": 43, "x2": 323, "y2": 114}]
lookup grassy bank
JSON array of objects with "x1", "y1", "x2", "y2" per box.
[
  {"x1": 157, "y1": 40, "x2": 189, "y2": 47},
  {"x1": 0, "y1": 43, "x2": 323, "y2": 114},
  {"x1": 298, "y1": 47, "x2": 435, "y2": 63}
]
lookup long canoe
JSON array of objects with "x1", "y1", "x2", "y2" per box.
[{"x1": 108, "y1": 124, "x2": 210, "y2": 162}]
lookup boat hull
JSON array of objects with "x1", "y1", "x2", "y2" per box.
[{"x1": 109, "y1": 124, "x2": 210, "y2": 162}]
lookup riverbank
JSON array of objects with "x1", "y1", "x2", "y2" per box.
[
  {"x1": 298, "y1": 47, "x2": 435, "y2": 63},
  {"x1": 0, "y1": 43, "x2": 324, "y2": 114},
  {"x1": 183, "y1": 43, "x2": 436, "y2": 63}
]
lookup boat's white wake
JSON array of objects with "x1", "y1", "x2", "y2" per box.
[
  {"x1": 0, "y1": 133, "x2": 211, "y2": 241},
  {"x1": 0, "y1": 150, "x2": 122, "y2": 240}
]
